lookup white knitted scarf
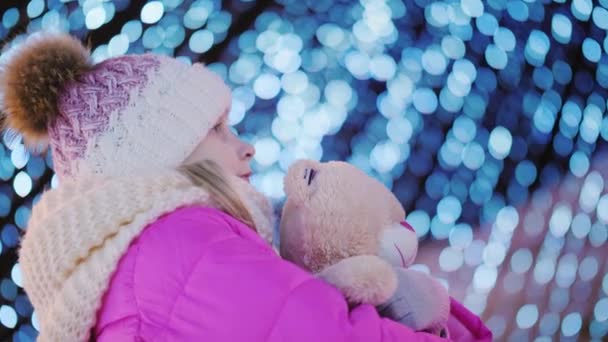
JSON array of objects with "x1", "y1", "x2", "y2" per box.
[{"x1": 18, "y1": 170, "x2": 275, "y2": 342}]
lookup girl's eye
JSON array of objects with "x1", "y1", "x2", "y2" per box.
[{"x1": 213, "y1": 122, "x2": 223, "y2": 132}]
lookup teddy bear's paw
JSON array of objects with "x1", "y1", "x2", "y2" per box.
[
  {"x1": 317, "y1": 255, "x2": 398, "y2": 305},
  {"x1": 384, "y1": 268, "x2": 451, "y2": 332}
]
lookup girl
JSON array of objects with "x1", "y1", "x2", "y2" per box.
[{"x1": 1, "y1": 33, "x2": 490, "y2": 341}]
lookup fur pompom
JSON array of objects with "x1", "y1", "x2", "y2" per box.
[{"x1": 0, "y1": 33, "x2": 92, "y2": 143}]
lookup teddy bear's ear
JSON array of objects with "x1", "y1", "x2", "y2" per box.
[{"x1": 377, "y1": 221, "x2": 419, "y2": 268}]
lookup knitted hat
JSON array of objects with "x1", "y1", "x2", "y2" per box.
[{"x1": 0, "y1": 32, "x2": 230, "y2": 181}]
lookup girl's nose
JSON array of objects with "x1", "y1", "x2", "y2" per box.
[{"x1": 241, "y1": 140, "x2": 255, "y2": 160}]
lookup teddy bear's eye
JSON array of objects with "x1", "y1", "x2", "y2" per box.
[{"x1": 304, "y1": 168, "x2": 316, "y2": 185}]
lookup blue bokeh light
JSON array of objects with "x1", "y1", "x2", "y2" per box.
[
  {"x1": 413, "y1": 88, "x2": 438, "y2": 114},
  {"x1": 525, "y1": 30, "x2": 551, "y2": 66},
  {"x1": 551, "y1": 13, "x2": 572, "y2": 44},
  {"x1": 141, "y1": 1, "x2": 164, "y2": 24},
  {"x1": 488, "y1": 126, "x2": 513, "y2": 160},
  {"x1": 571, "y1": 0, "x2": 592, "y2": 21},
  {"x1": 582, "y1": 38, "x2": 602, "y2": 63}
]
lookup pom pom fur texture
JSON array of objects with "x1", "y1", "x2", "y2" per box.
[{"x1": 0, "y1": 32, "x2": 92, "y2": 145}]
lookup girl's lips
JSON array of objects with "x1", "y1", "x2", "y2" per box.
[{"x1": 240, "y1": 173, "x2": 252, "y2": 181}]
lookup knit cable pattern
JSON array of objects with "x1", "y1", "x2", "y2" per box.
[{"x1": 49, "y1": 55, "x2": 160, "y2": 178}]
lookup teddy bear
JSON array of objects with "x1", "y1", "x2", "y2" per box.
[{"x1": 279, "y1": 159, "x2": 450, "y2": 336}]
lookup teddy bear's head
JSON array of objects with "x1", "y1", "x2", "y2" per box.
[{"x1": 280, "y1": 159, "x2": 419, "y2": 273}]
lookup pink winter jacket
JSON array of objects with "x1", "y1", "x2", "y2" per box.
[{"x1": 94, "y1": 205, "x2": 492, "y2": 341}]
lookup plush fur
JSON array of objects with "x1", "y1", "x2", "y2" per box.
[
  {"x1": 318, "y1": 255, "x2": 398, "y2": 305},
  {"x1": 0, "y1": 33, "x2": 92, "y2": 143},
  {"x1": 280, "y1": 159, "x2": 451, "y2": 334},
  {"x1": 280, "y1": 160, "x2": 405, "y2": 274},
  {"x1": 280, "y1": 160, "x2": 410, "y2": 305}
]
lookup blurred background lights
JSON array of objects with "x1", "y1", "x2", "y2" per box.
[
  {"x1": 439, "y1": 247, "x2": 464, "y2": 272},
  {"x1": 407, "y1": 210, "x2": 431, "y2": 238},
  {"x1": 140, "y1": 1, "x2": 164, "y2": 24},
  {"x1": 595, "y1": 298, "x2": 608, "y2": 322},
  {"x1": 511, "y1": 248, "x2": 533, "y2": 274},
  {"x1": 488, "y1": 126, "x2": 512, "y2": 160},
  {"x1": 516, "y1": 304, "x2": 539, "y2": 329},
  {"x1": 253, "y1": 73, "x2": 281, "y2": 100},
  {"x1": 561, "y1": 312, "x2": 583, "y2": 337},
  {"x1": 85, "y1": 6, "x2": 106, "y2": 30},
  {"x1": 26, "y1": 0, "x2": 44, "y2": 19},
  {"x1": 412, "y1": 88, "x2": 438, "y2": 114},
  {"x1": 108, "y1": 34, "x2": 130, "y2": 57},
  {"x1": 525, "y1": 30, "x2": 550, "y2": 66},
  {"x1": 571, "y1": 0, "x2": 593, "y2": 21},
  {"x1": 12, "y1": 172, "x2": 32, "y2": 199},
  {"x1": 597, "y1": 195, "x2": 608, "y2": 224},
  {"x1": 583, "y1": 38, "x2": 602, "y2": 63},
  {"x1": 461, "y1": 0, "x2": 484, "y2": 18},
  {"x1": 437, "y1": 196, "x2": 462, "y2": 224},
  {"x1": 0, "y1": 306, "x2": 17, "y2": 329},
  {"x1": 551, "y1": 14, "x2": 572, "y2": 44},
  {"x1": 507, "y1": 0, "x2": 529, "y2": 22},
  {"x1": 422, "y1": 46, "x2": 447, "y2": 76},
  {"x1": 254, "y1": 138, "x2": 281, "y2": 167},
  {"x1": 474, "y1": 264, "x2": 498, "y2": 292},
  {"x1": 476, "y1": 12, "x2": 498, "y2": 36},
  {"x1": 593, "y1": 6, "x2": 608, "y2": 30},
  {"x1": 189, "y1": 29, "x2": 214, "y2": 53},
  {"x1": 485, "y1": 44, "x2": 508, "y2": 70},
  {"x1": 2, "y1": 8, "x2": 19, "y2": 29}
]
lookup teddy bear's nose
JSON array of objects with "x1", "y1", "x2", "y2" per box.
[{"x1": 400, "y1": 221, "x2": 415, "y2": 232}]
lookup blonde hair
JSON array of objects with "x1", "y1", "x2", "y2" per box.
[{"x1": 178, "y1": 160, "x2": 256, "y2": 231}]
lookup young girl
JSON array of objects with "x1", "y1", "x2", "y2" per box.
[{"x1": 1, "y1": 33, "x2": 490, "y2": 341}]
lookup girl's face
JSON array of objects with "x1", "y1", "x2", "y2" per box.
[{"x1": 184, "y1": 111, "x2": 255, "y2": 182}]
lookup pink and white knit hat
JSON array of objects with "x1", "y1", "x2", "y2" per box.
[{"x1": 0, "y1": 33, "x2": 230, "y2": 181}]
